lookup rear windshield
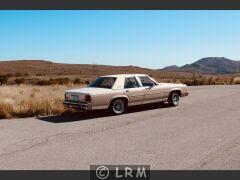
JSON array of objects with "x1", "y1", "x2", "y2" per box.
[{"x1": 88, "y1": 77, "x2": 116, "y2": 89}]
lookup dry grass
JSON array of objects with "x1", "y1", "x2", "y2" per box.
[
  {"x1": 0, "y1": 84, "x2": 84, "y2": 119},
  {"x1": 234, "y1": 77, "x2": 240, "y2": 84}
]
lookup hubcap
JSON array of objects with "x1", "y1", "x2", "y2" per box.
[
  {"x1": 172, "y1": 93, "x2": 179, "y2": 105},
  {"x1": 113, "y1": 100, "x2": 124, "y2": 114}
]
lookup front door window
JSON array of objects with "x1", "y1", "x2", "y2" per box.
[{"x1": 138, "y1": 76, "x2": 156, "y2": 87}]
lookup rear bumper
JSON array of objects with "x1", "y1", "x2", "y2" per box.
[{"x1": 63, "y1": 101, "x2": 92, "y2": 110}]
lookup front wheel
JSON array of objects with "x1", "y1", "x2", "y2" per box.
[
  {"x1": 168, "y1": 92, "x2": 180, "y2": 107},
  {"x1": 109, "y1": 99, "x2": 126, "y2": 115}
]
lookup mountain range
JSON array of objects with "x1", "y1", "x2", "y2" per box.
[
  {"x1": 0, "y1": 57, "x2": 239, "y2": 76},
  {"x1": 162, "y1": 57, "x2": 240, "y2": 74},
  {"x1": 0, "y1": 60, "x2": 190, "y2": 78}
]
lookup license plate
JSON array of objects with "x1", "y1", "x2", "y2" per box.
[{"x1": 71, "y1": 95, "x2": 79, "y2": 101}]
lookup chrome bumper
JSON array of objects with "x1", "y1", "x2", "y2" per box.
[{"x1": 63, "y1": 101, "x2": 92, "y2": 110}]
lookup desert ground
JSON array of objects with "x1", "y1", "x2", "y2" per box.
[{"x1": 0, "y1": 85, "x2": 240, "y2": 170}]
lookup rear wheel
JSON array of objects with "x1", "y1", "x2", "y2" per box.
[
  {"x1": 110, "y1": 99, "x2": 126, "y2": 115},
  {"x1": 168, "y1": 92, "x2": 180, "y2": 106}
]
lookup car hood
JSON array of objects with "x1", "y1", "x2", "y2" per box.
[{"x1": 65, "y1": 87, "x2": 113, "y2": 95}]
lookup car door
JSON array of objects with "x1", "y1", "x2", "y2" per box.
[
  {"x1": 138, "y1": 76, "x2": 164, "y2": 102},
  {"x1": 124, "y1": 76, "x2": 145, "y2": 105}
]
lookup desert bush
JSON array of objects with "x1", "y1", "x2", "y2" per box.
[
  {"x1": 181, "y1": 79, "x2": 194, "y2": 86},
  {"x1": 0, "y1": 75, "x2": 8, "y2": 85},
  {"x1": 35, "y1": 80, "x2": 51, "y2": 86},
  {"x1": 35, "y1": 78, "x2": 71, "y2": 86},
  {"x1": 0, "y1": 99, "x2": 14, "y2": 119},
  {"x1": 14, "y1": 72, "x2": 28, "y2": 77},
  {"x1": 207, "y1": 77, "x2": 214, "y2": 85},
  {"x1": 14, "y1": 78, "x2": 25, "y2": 84},
  {"x1": 48, "y1": 79, "x2": 59, "y2": 85},
  {"x1": 14, "y1": 72, "x2": 22, "y2": 77},
  {"x1": 234, "y1": 77, "x2": 240, "y2": 84},
  {"x1": 55, "y1": 78, "x2": 70, "y2": 85},
  {"x1": 179, "y1": 75, "x2": 238, "y2": 86},
  {"x1": 36, "y1": 73, "x2": 44, "y2": 76},
  {"x1": 36, "y1": 79, "x2": 57, "y2": 86},
  {"x1": 73, "y1": 78, "x2": 83, "y2": 84},
  {"x1": 6, "y1": 73, "x2": 14, "y2": 77},
  {"x1": 230, "y1": 77, "x2": 235, "y2": 85}
]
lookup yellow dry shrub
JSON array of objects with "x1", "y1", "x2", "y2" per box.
[
  {"x1": 0, "y1": 84, "x2": 83, "y2": 119},
  {"x1": 234, "y1": 77, "x2": 240, "y2": 84},
  {"x1": 0, "y1": 99, "x2": 14, "y2": 119}
]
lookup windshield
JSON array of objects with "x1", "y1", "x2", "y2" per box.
[{"x1": 88, "y1": 77, "x2": 116, "y2": 89}]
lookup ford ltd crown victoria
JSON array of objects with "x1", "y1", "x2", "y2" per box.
[{"x1": 64, "y1": 74, "x2": 189, "y2": 115}]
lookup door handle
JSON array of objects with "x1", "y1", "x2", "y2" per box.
[{"x1": 125, "y1": 90, "x2": 130, "y2": 92}]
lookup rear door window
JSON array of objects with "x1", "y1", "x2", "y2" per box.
[
  {"x1": 124, "y1": 77, "x2": 140, "y2": 89},
  {"x1": 88, "y1": 77, "x2": 116, "y2": 89}
]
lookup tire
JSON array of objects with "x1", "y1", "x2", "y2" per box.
[
  {"x1": 109, "y1": 99, "x2": 126, "y2": 115},
  {"x1": 168, "y1": 92, "x2": 180, "y2": 107}
]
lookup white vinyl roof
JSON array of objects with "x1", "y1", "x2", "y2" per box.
[{"x1": 101, "y1": 74, "x2": 148, "y2": 78}]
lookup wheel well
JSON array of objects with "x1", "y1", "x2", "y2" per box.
[
  {"x1": 170, "y1": 90, "x2": 182, "y2": 97},
  {"x1": 109, "y1": 97, "x2": 128, "y2": 107}
]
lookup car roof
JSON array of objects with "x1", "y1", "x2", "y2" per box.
[{"x1": 101, "y1": 74, "x2": 148, "y2": 78}]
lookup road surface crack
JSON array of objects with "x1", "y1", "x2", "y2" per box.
[{"x1": 190, "y1": 135, "x2": 240, "y2": 169}]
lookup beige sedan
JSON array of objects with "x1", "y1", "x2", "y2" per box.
[{"x1": 64, "y1": 74, "x2": 189, "y2": 115}]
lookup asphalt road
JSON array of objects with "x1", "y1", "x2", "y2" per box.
[{"x1": 0, "y1": 85, "x2": 240, "y2": 170}]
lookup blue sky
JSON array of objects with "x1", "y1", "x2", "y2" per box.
[{"x1": 0, "y1": 10, "x2": 240, "y2": 69}]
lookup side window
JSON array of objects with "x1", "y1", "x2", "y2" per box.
[
  {"x1": 124, "y1": 77, "x2": 140, "y2": 89},
  {"x1": 139, "y1": 76, "x2": 156, "y2": 87}
]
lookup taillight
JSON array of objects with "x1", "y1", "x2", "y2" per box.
[{"x1": 85, "y1": 94, "x2": 91, "y2": 102}]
